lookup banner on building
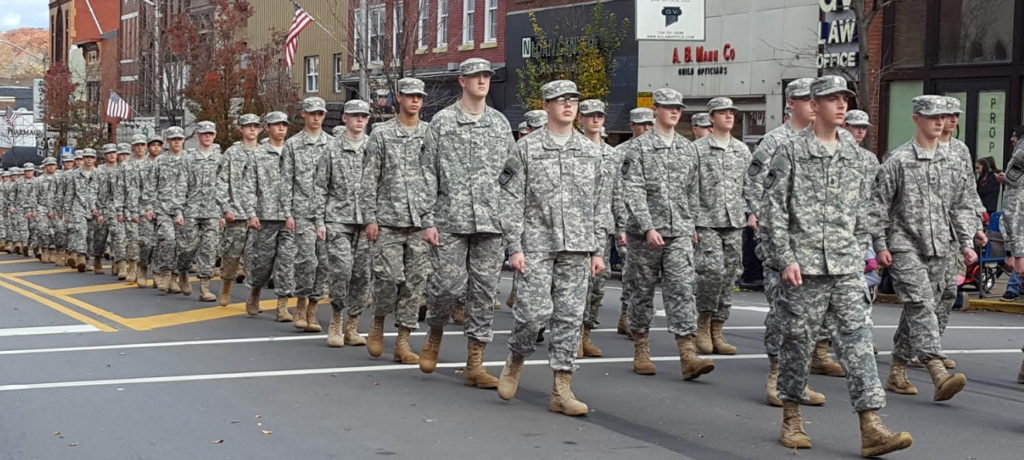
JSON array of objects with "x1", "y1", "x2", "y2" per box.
[{"x1": 636, "y1": 0, "x2": 705, "y2": 41}]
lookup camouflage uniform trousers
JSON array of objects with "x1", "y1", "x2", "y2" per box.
[
  {"x1": 426, "y1": 232, "x2": 504, "y2": 342},
  {"x1": 323, "y1": 223, "x2": 358, "y2": 313},
  {"x1": 616, "y1": 242, "x2": 631, "y2": 315},
  {"x1": 936, "y1": 248, "x2": 964, "y2": 335},
  {"x1": 583, "y1": 235, "x2": 615, "y2": 328},
  {"x1": 176, "y1": 217, "x2": 220, "y2": 278},
  {"x1": 29, "y1": 215, "x2": 52, "y2": 249},
  {"x1": 890, "y1": 251, "x2": 949, "y2": 363},
  {"x1": 91, "y1": 219, "x2": 113, "y2": 259},
  {"x1": 218, "y1": 221, "x2": 247, "y2": 279},
  {"x1": 68, "y1": 216, "x2": 97, "y2": 255},
  {"x1": 243, "y1": 221, "x2": 295, "y2": 297},
  {"x1": 627, "y1": 233, "x2": 696, "y2": 337},
  {"x1": 776, "y1": 273, "x2": 886, "y2": 412},
  {"x1": 507, "y1": 251, "x2": 590, "y2": 371},
  {"x1": 763, "y1": 266, "x2": 834, "y2": 357},
  {"x1": 51, "y1": 216, "x2": 66, "y2": 249},
  {"x1": 293, "y1": 218, "x2": 326, "y2": 300},
  {"x1": 345, "y1": 231, "x2": 373, "y2": 317},
  {"x1": 372, "y1": 226, "x2": 431, "y2": 330},
  {"x1": 108, "y1": 219, "x2": 128, "y2": 262},
  {"x1": 694, "y1": 227, "x2": 743, "y2": 321},
  {"x1": 11, "y1": 214, "x2": 28, "y2": 242},
  {"x1": 153, "y1": 214, "x2": 180, "y2": 273},
  {"x1": 137, "y1": 218, "x2": 158, "y2": 269},
  {"x1": 124, "y1": 219, "x2": 139, "y2": 262}
]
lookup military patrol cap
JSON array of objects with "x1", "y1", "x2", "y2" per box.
[
  {"x1": 629, "y1": 108, "x2": 655, "y2": 124},
  {"x1": 81, "y1": 148, "x2": 97, "y2": 158},
  {"x1": 459, "y1": 57, "x2": 494, "y2": 76},
  {"x1": 691, "y1": 112, "x2": 713, "y2": 128},
  {"x1": 264, "y1": 111, "x2": 289, "y2": 125},
  {"x1": 844, "y1": 109, "x2": 871, "y2": 126},
  {"x1": 164, "y1": 126, "x2": 185, "y2": 139},
  {"x1": 517, "y1": 121, "x2": 528, "y2": 133},
  {"x1": 195, "y1": 120, "x2": 217, "y2": 134},
  {"x1": 237, "y1": 113, "x2": 261, "y2": 126},
  {"x1": 130, "y1": 134, "x2": 147, "y2": 145},
  {"x1": 22, "y1": 162, "x2": 35, "y2": 169},
  {"x1": 397, "y1": 78, "x2": 427, "y2": 96},
  {"x1": 653, "y1": 88, "x2": 686, "y2": 108},
  {"x1": 707, "y1": 97, "x2": 738, "y2": 113},
  {"x1": 811, "y1": 75, "x2": 855, "y2": 98},
  {"x1": 147, "y1": 134, "x2": 164, "y2": 144},
  {"x1": 302, "y1": 97, "x2": 327, "y2": 113},
  {"x1": 101, "y1": 143, "x2": 118, "y2": 154},
  {"x1": 61, "y1": 153, "x2": 75, "y2": 162},
  {"x1": 785, "y1": 78, "x2": 814, "y2": 100},
  {"x1": 542, "y1": 80, "x2": 580, "y2": 101},
  {"x1": 524, "y1": 110, "x2": 548, "y2": 128},
  {"x1": 10, "y1": 167, "x2": 22, "y2": 174},
  {"x1": 344, "y1": 99, "x2": 371, "y2": 115},
  {"x1": 42, "y1": 157, "x2": 57, "y2": 166},
  {"x1": 942, "y1": 96, "x2": 963, "y2": 115},
  {"x1": 912, "y1": 95, "x2": 947, "y2": 116},
  {"x1": 579, "y1": 99, "x2": 606, "y2": 115},
  {"x1": 117, "y1": 143, "x2": 132, "y2": 154}
]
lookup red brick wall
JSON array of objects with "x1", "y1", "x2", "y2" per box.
[
  {"x1": 507, "y1": 0, "x2": 588, "y2": 14},
  {"x1": 864, "y1": 0, "x2": 883, "y2": 155}
]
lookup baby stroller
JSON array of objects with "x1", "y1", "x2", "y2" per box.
[{"x1": 964, "y1": 211, "x2": 1006, "y2": 298}]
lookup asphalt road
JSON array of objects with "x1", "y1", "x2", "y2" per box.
[{"x1": 1, "y1": 253, "x2": 1022, "y2": 460}]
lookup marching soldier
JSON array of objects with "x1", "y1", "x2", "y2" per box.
[
  {"x1": 18, "y1": 163, "x2": 40, "y2": 259},
  {"x1": 66, "y1": 150, "x2": 100, "y2": 272},
  {"x1": 691, "y1": 112, "x2": 713, "y2": 140},
  {"x1": 177, "y1": 121, "x2": 223, "y2": 301},
  {"x1": 147, "y1": 127, "x2": 188, "y2": 293},
  {"x1": 136, "y1": 135, "x2": 165, "y2": 288},
  {"x1": 95, "y1": 144, "x2": 122, "y2": 275},
  {"x1": 613, "y1": 108, "x2": 654, "y2": 335},
  {"x1": 36, "y1": 157, "x2": 59, "y2": 263},
  {"x1": 121, "y1": 135, "x2": 149, "y2": 284},
  {"x1": 217, "y1": 115, "x2": 260, "y2": 306},
  {"x1": 51, "y1": 153, "x2": 76, "y2": 264}
]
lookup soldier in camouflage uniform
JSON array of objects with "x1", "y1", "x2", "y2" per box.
[
  {"x1": 243, "y1": 111, "x2": 296, "y2": 318},
  {"x1": 217, "y1": 115, "x2": 260, "y2": 307},
  {"x1": 842, "y1": 109, "x2": 879, "y2": 340},
  {"x1": 502, "y1": 109, "x2": 548, "y2": 313},
  {"x1": 619, "y1": 88, "x2": 715, "y2": 381},
  {"x1": 10, "y1": 165, "x2": 31, "y2": 255},
  {"x1": 175, "y1": 121, "x2": 223, "y2": 301},
  {"x1": 136, "y1": 135, "x2": 164, "y2": 287},
  {"x1": 50, "y1": 153, "x2": 76, "y2": 264},
  {"x1": 692, "y1": 97, "x2": 751, "y2": 356},
  {"x1": 874, "y1": 95, "x2": 977, "y2": 403},
  {"x1": 613, "y1": 108, "x2": 654, "y2": 335},
  {"x1": 764, "y1": 76, "x2": 911, "y2": 457},
  {"x1": 120, "y1": 135, "x2": 149, "y2": 284},
  {"x1": 358, "y1": 79, "x2": 433, "y2": 364},
  {"x1": 691, "y1": 112, "x2": 712, "y2": 140},
  {"x1": 495, "y1": 80, "x2": 610, "y2": 416},
  {"x1": 66, "y1": 150, "x2": 100, "y2": 272},
  {"x1": 94, "y1": 145, "x2": 124, "y2": 275},
  {"x1": 111, "y1": 144, "x2": 133, "y2": 278},
  {"x1": 35, "y1": 157, "x2": 59, "y2": 263},
  {"x1": 18, "y1": 163, "x2": 41, "y2": 259},
  {"x1": 146, "y1": 127, "x2": 188, "y2": 293},
  {"x1": 0, "y1": 171, "x2": 9, "y2": 251},
  {"x1": 418, "y1": 58, "x2": 515, "y2": 384},
  {"x1": 999, "y1": 137, "x2": 1024, "y2": 384}
]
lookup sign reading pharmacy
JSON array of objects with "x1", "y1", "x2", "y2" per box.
[{"x1": 636, "y1": 0, "x2": 705, "y2": 41}]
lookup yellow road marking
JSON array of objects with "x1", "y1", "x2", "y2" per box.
[
  {"x1": 7, "y1": 265, "x2": 112, "y2": 277},
  {"x1": 53, "y1": 277, "x2": 200, "y2": 296},
  {"x1": 129, "y1": 298, "x2": 299, "y2": 330},
  {"x1": 0, "y1": 274, "x2": 139, "y2": 330},
  {"x1": 0, "y1": 259, "x2": 37, "y2": 265},
  {"x1": 0, "y1": 277, "x2": 117, "y2": 332}
]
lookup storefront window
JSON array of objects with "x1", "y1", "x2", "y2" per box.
[
  {"x1": 976, "y1": 90, "x2": 1006, "y2": 168},
  {"x1": 938, "y1": 0, "x2": 1013, "y2": 64},
  {"x1": 886, "y1": 80, "x2": 924, "y2": 153},
  {"x1": 892, "y1": 1, "x2": 926, "y2": 67}
]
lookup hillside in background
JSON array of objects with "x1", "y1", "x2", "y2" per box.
[{"x1": 0, "y1": 28, "x2": 48, "y2": 86}]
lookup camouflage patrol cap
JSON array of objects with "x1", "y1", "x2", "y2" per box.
[
  {"x1": 264, "y1": 111, "x2": 289, "y2": 125},
  {"x1": 74, "y1": 151, "x2": 84, "y2": 160},
  {"x1": 811, "y1": 75, "x2": 855, "y2": 98},
  {"x1": 42, "y1": 157, "x2": 58, "y2": 166},
  {"x1": 397, "y1": 78, "x2": 427, "y2": 96},
  {"x1": 22, "y1": 162, "x2": 35, "y2": 169},
  {"x1": 707, "y1": 97, "x2": 738, "y2": 113},
  {"x1": 517, "y1": 121, "x2": 528, "y2": 133},
  {"x1": 844, "y1": 109, "x2": 871, "y2": 126},
  {"x1": 195, "y1": 120, "x2": 217, "y2": 134},
  {"x1": 101, "y1": 143, "x2": 118, "y2": 154},
  {"x1": 524, "y1": 110, "x2": 548, "y2": 128},
  {"x1": 942, "y1": 96, "x2": 963, "y2": 115},
  {"x1": 691, "y1": 112, "x2": 712, "y2": 128},
  {"x1": 542, "y1": 80, "x2": 580, "y2": 101},
  {"x1": 164, "y1": 126, "x2": 185, "y2": 139},
  {"x1": 785, "y1": 78, "x2": 814, "y2": 100},
  {"x1": 302, "y1": 97, "x2": 327, "y2": 113},
  {"x1": 10, "y1": 167, "x2": 22, "y2": 174},
  {"x1": 344, "y1": 99, "x2": 371, "y2": 115},
  {"x1": 912, "y1": 95, "x2": 947, "y2": 116},
  {"x1": 61, "y1": 153, "x2": 75, "y2": 163},
  {"x1": 629, "y1": 108, "x2": 655, "y2": 124},
  {"x1": 459, "y1": 57, "x2": 494, "y2": 76},
  {"x1": 130, "y1": 134, "x2": 147, "y2": 145},
  {"x1": 238, "y1": 114, "x2": 261, "y2": 126},
  {"x1": 81, "y1": 148, "x2": 97, "y2": 158},
  {"x1": 117, "y1": 143, "x2": 132, "y2": 154},
  {"x1": 653, "y1": 88, "x2": 685, "y2": 108},
  {"x1": 147, "y1": 134, "x2": 164, "y2": 144},
  {"x1": 579, "y1": 99, "x2": 606, "y2": 115}
]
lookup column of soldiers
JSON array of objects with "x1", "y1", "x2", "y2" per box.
[{"x1": 9, "y1": 60, "x2": 1024, "y2": 457}]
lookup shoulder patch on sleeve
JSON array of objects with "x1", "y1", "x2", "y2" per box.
[
  {"x1": 1007, "y1": 160, "x2": 1024, "y2": 183},
  {"x1": 763, "y1": 169, "x2": 778, "y2": 189},
  {"x1": 747, "y1": 158, "x2": 762, "y2": 176},
  {"x1": 498, "y1": 166, "x2": 516, "y2": 185},
  {"x1": 621, "y1": 158, "x2": 632, "y2": 176}
]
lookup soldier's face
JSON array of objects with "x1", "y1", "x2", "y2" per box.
[
  {"x1": 342, "y1": 114, "x2": 369, "y2": 134},
  {"x1": 459, "y1": 73, "x2": 491, "y2": 99},
  {"x1": 811, "y1": 94, "x2": 848, "y2": 127},
  {"x1": 198, "y1": 133, "x2": 216, "y2": 147},
  {"x1": 543, "y1": 97, "x2": 579, "y2": 125},
  {"x1": 692, "y1": 126, "x2": 712, "y2": 139},
  {"x1": 653, "y1": 105, "x2": 681, "y2": 128},
  {"x1": 267, "y1": 123, "x2": 289, "y2": 141},
  {"x1": 944, "y1": 114, "x2": 959, "y2": 133},
  {"x1": 844, "y1": 124, "x2": 868, "y2": 143},
  {"x1": 133, "y1": 145, "x2": 146, "y2": 157},
  {"x1": 24, "y1": 172, "x2": 33, "y2": 179},
  {"x1": 62, "y1": 161, "x2": 73, "y2": 170},
  {"x1": 912, "y1": 114, "x2": 946, "y2": 139},
  {"x1": 104, "y1": 152, "x2": 117, "y2": 164},
  {"x1": 75, "y1": 159, "x2": 83, "y2": 167},
  {"x1": 117, "y1": 154, "x2": 129, "y2": 164},
  {"x1": 84, "y1": 157, "x2": 96, "y2": 167},
  {"x1": 630, "y1": 123, "x2": 652, "y2": 137},
  {"x1": 45, "y1": 165, "x2": 57, "y2": 174},
  {"x1": 239, "y1": 125, "x2": 261, "y2": 141},
  {"x1": 578, "y1": 113, "x2": 605, "y2": 135},
  {"x1": 398, "y1": 94, "x2": 423, "y2": 116},
  {"x1": 711, "y1": 109, "x2": 735, "y2": 131},
  {"x1": 302, "y1": 111, "x2": 325, "y2": 130},
  {"x1": 788, "y1": 98, "x2": 815, "y2": 123},
  {"x1": 167, "y1": 139, "x2": 184, "y2": 152},
  {"x1": 148, "y1": 143, "x2": 163, "y2": 156}
]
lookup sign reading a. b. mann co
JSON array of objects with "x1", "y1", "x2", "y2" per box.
[{"x1": 636, "y1": 0, "x2": 705, "y2": 41}]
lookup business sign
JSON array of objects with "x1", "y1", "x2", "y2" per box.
[
  {"x1": 636, "y1": 0, "x2": 705, "y2": 41},
  {"x1": 817, "y1": 0, "x2": 860, "y2": 76}
]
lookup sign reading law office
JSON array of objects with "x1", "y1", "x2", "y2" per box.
[{"x1": 635, "y1": 0, "x2": 706, "y2": 41}]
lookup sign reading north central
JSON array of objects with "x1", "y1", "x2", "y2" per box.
[{"x1": 636, "y1": 0, "x2": 705, "y2": 41}]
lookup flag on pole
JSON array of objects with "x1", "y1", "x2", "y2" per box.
[
  {"x1": 285, "y1": 2, "x2": 315, "y2": 68},
  {"x1": 106, "y1": 91, "x2": 132, "y2": 120}
]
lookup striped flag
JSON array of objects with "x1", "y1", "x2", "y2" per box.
[
  {"x1": 106, "y1": 91, "x2": 131, "y2": 120},
  {"x1": 285, "y1": 2, "x2": 314, "y2": 68}
]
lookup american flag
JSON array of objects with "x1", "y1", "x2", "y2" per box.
[
  {"x1": 285, "y1": 2, "x2": 314, "y2": 68},
  {"x1": 106, "y1": 91, "x2": 132, "y2": 120}
]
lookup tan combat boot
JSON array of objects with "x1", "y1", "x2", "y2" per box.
[
  {"x1": 886, "y1": 359, "x2": 919, "y2": 395},
  {"x1": 497, "y1": 352, "x2": 525, "y2": 400},
  {"x1": 858, "y1": 410, "x2": 913, "y2": 457},
  {"x1": 168, "y1": 273, "x2": 181, "y2": 293},
  {"x1": 292, "y1": 297, "x2": 308, "y2": 329},
  {"x1": 392, "y1": 325, "x2": 419, "y2": 364},
  {"x1": 695, "y1": 312, "x2": 713, "y2": 354},
  {"x1": 65, "y1": 251, "x2": 76, "y2": 268},
  {"x1": 418, "y1": 326, "x2": 444, "y2": 373},
  {"x1": 218, "y1": 278, "x2": 233, "y2": 306},
  {"x1": 616, "y1": 311, "x2": 629, "y2": 335},
  {"x1": 116, "y1": 261, "x2": 127, "y2": 280},
  {"x1": 1018, "y1": 357, "x2": 1024, "y2": 384},
  {"x1": 135, "y1": 265, "x2": 148, "y2": 288},
  {"x1": 344, "y1": 315, "x2": 367, "y2": 346},
  {"x1": 942, "y1": 358, "x2": 957, "y2": 369},
  {"x1": 155, "y1": 270, "x2": 170, "y2": 292},
  {"x1": 632, "y1": 332, "x2": 656, "y2": 375},
  {"x1": 710, "y1": 320, "x2": 737, "y2": 355},
  {"x1": 548, "y1": 371, "x2": 588, "y2": 416},
  {"x1": 304, "y1": 299, "x2": 321, "y2": 332},
  {"x1": 464, "y1": 338, "x2": 498, "y2": 388},
  {"x1": 810, "y1": 340, "x2": 846, "y2": 377},
  {"x1": 505, "y1": 289, "x2": 517, "y2": 308},
  {"x1": 198, "y1": 279, "x2": 216, "y2": 302},
  {"x1": 803, "y1": 386, "x2": 827, "y2": 406},
  {"x1": 927, "y1": 358, "x2": 966, "y2": 401},
  {"x1": 178, "y1": 273, "x2": 192, "y2": 296},
  {"x1": 275, "y1": 296, "x2": 292, "y2": 322},
  {"x1": 125, "y1": 262, "x2": 137, "y2": 284},
  {"x1": 766, "y1": 357, "x2": 783, "y2": 406},
  {"x1": 92, "y1": 256, "x2": 104, "y2": 274},
  {"x1": 676, "y1": 335, "x2": 715, "y2": 380},
  {"x1": 245, "y1": 289, "x2": 261, "y2": 316},
  {"x1": 581, "y1": 326, "x2": 603, "y2": 357},
  {"x1": 366, "y1": 315, "x2": 386, "y2": 357},
  {"x1": 779, "y1": 401, "x2": 812, "y2": 449},
  {"x1": 326, "y1": 310, "x2": 344, "y2": 347},
  {"x1": 40, "y1": 248, "x2": 50, "y2": 263},
  {"x1": 452, "y1": 303, "x2": 465, "y2": 325}
]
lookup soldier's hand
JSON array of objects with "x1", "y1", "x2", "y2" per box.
[
  {"x1": 590, "y1": 255, "x2": 605, "y2": 276},
  {"x1": 509, "y1": 252, "x2": 526, "y2": 273},
  {"x1": 746, "y1": 214, "x2": 759, "y2": 231},
  {"x1": 366, "y1": 223, "x2": 380, "y2": 242},
  {"x1": 285, "y1": 217, "x2": 295, "y2": 232},
  {"x1": 131, "y1": 217, "x2": 139, "y2": 223},
  {"x1": 248, "y1": 217, "x2": 261, "y2": 230},
  {"x1": 692, "y1": 233, "x2": 699, "y2": 244},
  {"x1": 97, "y1": 216, "x2": 104, "y2": 225},
  {"x1": 645, "y1": 229, "x2": 664, "y2": 249},
  {"x1": 117, "y1": 215, "x2": 125, "y2": 223},
  {"x1": 423, "y1": 227, "x2": 440, "y2": 247},
  {"x1": 962, "y1": 248, "x2": 978, "y2": 266},
  {"x1": 617, "y1": 233, "x2": 627, "y2": 247},
  {"x1": 218, "y1": 218, "x2": 226, "y2": 229},
  {"x1": 174, "y1": 215, "x2": 184, "y2": 226},
  {"x1": 91, "y1": 209, "x2": 99, "y2": 218},
  {"x1": 781, "y1": 263, "x2": 802, "y2": 287},
  {"x1": 47, "y1": 212, "x2": 53, "y2": 219},
  {"x1": 974, "y1": 230, "x2": 988, "y2": 248},
  {"x1": 224, "y1": 211, "x2": 235, "y2": 223},
  {"x1": 877, "y1": 250, "x2": 892, "y2": 267},
  {"x1": 145, "y1": 211, "x2": 155, "y2": 221},
  {"x1": 316, "y1": 226, "x2": 327, "y2": 241}
]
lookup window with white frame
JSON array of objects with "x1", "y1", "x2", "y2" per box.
[
  {"x1": 417, "y1": 0, "x2": 429, "y2": 49},
  {"x1": 393, "y1": 1, "x2": 404, "y2": 61},
  {"x1": 369, "y1": 5, "x2": 386, "y2": 64},
  {"x1": 462, "y1": 0, "x2": 474, "y2": 45},
  {"x1": 437, "y1": 0, "x2": 448, "y2": 48},
  {"x1": 485, "y1": 0, "x2": 497, "y2": 43},
  {"x1": 333, "y1": 53, "x2": 343, "y2": 93},
  {"x1": 304, "y1": 55, "x2": 319, "y2": 93}
]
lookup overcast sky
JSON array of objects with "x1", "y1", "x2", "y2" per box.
[{"x1": 1, "y1": 0, "x2": 50, "y2": 30}]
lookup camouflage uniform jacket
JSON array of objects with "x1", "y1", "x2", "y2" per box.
[
  {"x1": 944, "y1": 137, "x2": 985, "y2": 230},
  {"x1": 137, "y1": 156, "x2": 160, "y2": 215},
  {"x1": 1002, "y1": 142, "x2": 1024, "y2": 254},
  {"x1": 217, "y1": 142, "x2": 255, "y2": 221},
  {"x1": 315, "y1": 134, "x2": 365, "y2": 228},
  {"x1": 37, "y1": 173, "x2": 58, "y2": 216},
  {"x1": 68, "y1": 168, "x2": 100, "y2": 218},
  {"x1": 763, "y1": 128, "x2": 878, "y2": 276},
  {"x1": 360, "y1": 119, "x2": 429, "y2": 229},
  {"x1": 17, "y1": 177, "x2": 39, "y2": 216},
  {"x1": 499, "y1": 128, "x2": 611, "y2": 254},
  {"x1": 594, "y1": 140, "x2": 626, "y2": 236},
  {"x1": 693, "y1": 135, "x2": 752, "y2": 228},
  {"x1": 182, "y1": 147, "x2": 224, "y2": 219},
  {"x1": 242, "y1": 141, "x2": 289, "y2": 222},
  {"x1": 421, "y1": 102, "x2": 516, "y2": 233},
  {"x1": 121, "y1": 157, "x2": 147, "y2": 218},
  {"x1": 745, "y1": 121, "x2": 799, "y2": 218},
  {"x1": 620, "y1": 130, "x2": 700, "y2": 238},
  {"x1": 146, "y1": 152, "x2": 187, "y2": 217},
  {"x1": 282, "y1": 130, "x2": 335, "y2": 220},
  {"x1": 96, "y1": 164, "x2": 125, "y2": 220}
]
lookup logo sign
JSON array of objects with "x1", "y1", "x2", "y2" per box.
[
  {"x1": 61, "y1": 146, "x2": 74, "y2": 156},
  {"x1": 636, "y1": 0, "x2": 705, "y2": 41},
  {"x1": 636, "y1": 92, "x2": 653, "y2": 109}
]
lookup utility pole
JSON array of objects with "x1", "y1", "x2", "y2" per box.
[
  {"x1": 359, "y1": 0, "x2": 369, "y2": 100},
  {"x1": 143, "y1": 0, "x2": 161, "y2": 130}
]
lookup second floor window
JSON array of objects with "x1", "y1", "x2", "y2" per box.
[
  {"x1": 418, "y1": 0, "x2": 429, "y2": 48},
  {"x1": 305, "y1": 56, "x2": 319, "y2": 93},
  {"x1": 437, "y1": 0, "x2": 448, "y2": 48},
  {"x1": 485, "y1": 0, "x2": 497, "y2": 43},
  {"x1": 463, "y1": 0, "x2": 474, "y2": 45}
]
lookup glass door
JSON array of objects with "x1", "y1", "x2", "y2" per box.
[{"x1": 935, "y1": 79, "x2": 1011, "y2": 168}]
